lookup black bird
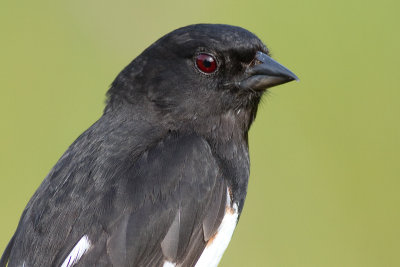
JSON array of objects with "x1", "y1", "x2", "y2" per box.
[{"x1": 1, "y1": 24, "x2": 298, "y2": 267}]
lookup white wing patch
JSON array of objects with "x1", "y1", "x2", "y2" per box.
[
  {"x1": 60, "y1": 235, "x2": 91, "y2": 267},
  {"x1": 195, "y1": 188, "x2": 239, "y2": 267},
  {"x1": 163, "y1": 260, "x2": 176, "y2": 267}
]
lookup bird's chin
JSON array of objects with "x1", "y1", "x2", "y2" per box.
[{"x1": 238, "y1": 75, "x2": 296, "y2": 91}]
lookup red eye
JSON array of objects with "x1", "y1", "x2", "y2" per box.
[{"x1": 195, "y1": 53, "x2": 217, "y2": 73}]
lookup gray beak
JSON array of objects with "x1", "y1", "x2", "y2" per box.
[{"x1": 239, "y1": 51, "x2": 299, "y2": 91}]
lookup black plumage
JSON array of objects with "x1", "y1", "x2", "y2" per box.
[{"x1": 1, "y1": 24, "x2": 297, "y2": 267}]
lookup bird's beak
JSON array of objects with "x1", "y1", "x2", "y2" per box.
[{"x1": 239, "y1": 51, "x2": 299, "y2": 91}]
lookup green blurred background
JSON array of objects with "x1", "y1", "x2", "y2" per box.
[{"x1": 1, "y1": 0, "x2": 399, "y2": 266}]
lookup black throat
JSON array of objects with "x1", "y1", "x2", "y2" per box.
[{"x1": 190, "y1": 106, "x2": 258, "y2": 214}]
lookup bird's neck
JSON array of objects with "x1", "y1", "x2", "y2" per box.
[
  {"x1": 103, "y1": 105, "x2": 254, "y2": 211},
  {"x1": 197, "y1": 109, "x2": 253, "y2": 213}
]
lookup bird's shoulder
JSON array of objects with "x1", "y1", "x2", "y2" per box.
[{"x1": 5, "y1": 128, "x2": 227, "y2": 267}]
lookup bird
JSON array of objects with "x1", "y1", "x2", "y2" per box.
[{"x1": 0, "y1": 24, "x2": 298, "y2": 267}]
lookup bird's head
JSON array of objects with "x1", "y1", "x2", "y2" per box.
[{"x1": 106, "y1": 24, "x2": 297, "y2": 137}]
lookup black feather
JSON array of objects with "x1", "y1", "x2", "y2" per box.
[{"x1": 0, "y1": 23, "x2": 294, "y2": 267}]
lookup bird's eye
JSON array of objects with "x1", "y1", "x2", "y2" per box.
[{"x1": 195, "y1": 53, "x2": 217, "y2": 74}]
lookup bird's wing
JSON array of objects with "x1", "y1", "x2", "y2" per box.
[
  {"x1": 0, "y1": 233, "x2": 15, "y2": 267},
  {"x1": 4, "y1": 134, "x2": 228, "y2": 267}
]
